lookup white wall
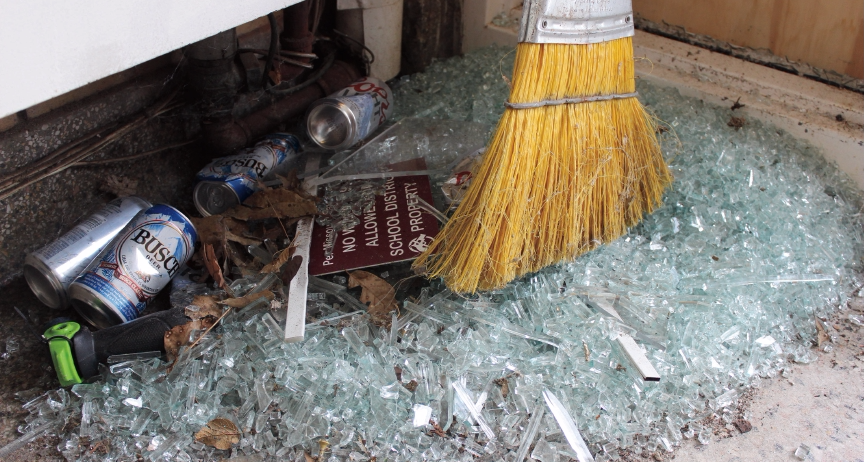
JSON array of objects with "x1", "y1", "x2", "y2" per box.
[{"x1": 0, "y1": 0, "x2": 302, "y2": 119}]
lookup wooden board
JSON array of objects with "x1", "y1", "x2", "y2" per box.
[{"x1": 634, "y1": 0, "x2": 864, "y2": 79}]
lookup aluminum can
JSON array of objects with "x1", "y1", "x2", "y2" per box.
[
  {"x1": 306, "y1": 76, "x2": 393, "y2": 151},
  {"x1": 23, "y1": 196, "x2": 152, "y2": 310},
  {"x1": 193, "y1": 133, "x2": 302, "y2": 217},
  {"x1": 69, "y1": 204, "x2": 198, "y2": 328}
]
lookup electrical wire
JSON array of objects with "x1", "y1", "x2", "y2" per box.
[
  {"x1": 265, "y1": 51, "x2": 336, "y2": 96},
  {"x1": 238, "y1": 49, "x2": 315, "y2": 69},
  {"x1": 262, "y1": 13, "x2": 280, "y2": 88},
  {"x1": 331, "y1": 29, "x2": 375, "y2": 65},
  {"x1": 238, "y1": 48, "x2": 317, "y2": 59}
]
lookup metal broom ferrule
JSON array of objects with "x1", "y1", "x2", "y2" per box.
[{"x1": 519, "y1": 0, "x2": 635, "y2": 44}]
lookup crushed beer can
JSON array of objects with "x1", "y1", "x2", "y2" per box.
[
  {"x1": 69, "y1": 204, "x2": 198, "y2": 328},
  {"x1": 306, "y1": 76, "x2": 393, "y2": 151},
  {"x1": 193, "y1": 133, "x2": 301, "y2": 216},
  {"x1": 24, "y1": 196, "x2": 152, "y2": 309}
]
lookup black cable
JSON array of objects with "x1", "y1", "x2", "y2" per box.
[
  {"x1": 332, "y1": 29, "x2": 375, "y2": 65},
  {"x1": 262, "y1": 13, "x2": 279, "y2": 88}
]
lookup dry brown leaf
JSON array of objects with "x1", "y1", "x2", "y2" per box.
[
  {"x1": 88, "y1": 439, "x2": 111, "y2": 454},
  {"x1": 815, "y1": 318, "x2": 830, "y2": 347},
  {"x1": 203, "y1": 244, "x2": 230, "y2": 294},
  {"x1": 220, "y1": 290, "x2": 275, "y2": 308},
  {"x1": 225, "y1": 229, "x2": 260, "y2": 246},
  {"x1": 429, "y1": 420, "x2": 447, "y2": 437},
  {"x1": 195, "y1": 418, "x2": 241, "y2": 450},
  {"x1": 163, "y1": 323, "x2": 194, "y2": 363},
  {"x1": 277, "y1": 171, "x2": 301, "y2": 190},
  {"x1": 303, "y1": 452, "x2": 315, "y2": 462},
  {"x1": 221, "y1": 221, "x2": 231, "y2": 276},
  {"x1": 277, "y1": 171, "x2": 319, "y2": 202},
  {"x1": 100, "y1": 175, "x2": 138, "y2": 197},
  {"x1": 279, "y1": 255, "x2": 304, "y2": 289},
  {"x1": 190, "y1": 216, "x2": 252, "y2": 246},
  {"x1": 494, "y1": 377, "x2": 510, "y2": 398},
  {"x1": 348, "y1": 270, "x2": 398, "y2": 324},
  {"x1": 186, "y1": 295, "x2": 223, "y2": 319},
  {"x1": 259, "y1": 218, "x2": 301, "y2": 241},
  {"x1": 268, "y1": 66, "x2": 282, "y2": 86},
  {"x1": 165, "y1": 298, "x2": 223, "y2": 365},
  {"x1": 224, "y1": 202, "x2": 316, "y2": 221},
  {"x1": 190, "y1": 216, "x2": 225, "y2": 246},
  {"x1": 261, "y1": 245, "x2": 297, "y2": 273},
  {"x1": 243, "y1": 188, "x2": 310, "y2": 208},
  {"x1": 225, "y1": 241, "x2": 252, "y2": 269},
  {"x1": 224, "y1": 189, "x2": 317, "y2": 221},
  {"x1": 164, "y1": 316, "x2": 216, "y2": 364}
]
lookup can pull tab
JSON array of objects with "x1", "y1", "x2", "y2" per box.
[{"x1": 43, "y1": 322, "x2": 83, "y2": 387}]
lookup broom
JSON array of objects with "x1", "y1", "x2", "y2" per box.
[{"x1": 413, "y1": 0, "x2": 672, "y2": 293}]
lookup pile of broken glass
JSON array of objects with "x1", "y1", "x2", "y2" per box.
[{"x1": 8, "y1": 45, "x2": 863, "y2": 462}]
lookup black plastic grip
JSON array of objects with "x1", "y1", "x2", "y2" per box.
[
  {"x1": 74, "y1": 307, "x2": 191, "y2": 379},
  {"x1": 92, "y1": 306, "x2": 190, "y2": 362}
]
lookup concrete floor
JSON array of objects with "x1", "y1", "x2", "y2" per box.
[
  {"x1": 0, "y1": 278, "x2": 862, "y2": 461},
  {"x1": 673, "y1": 300, "x2": 864, "y2": 462}
]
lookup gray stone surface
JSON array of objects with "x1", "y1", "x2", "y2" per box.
[{"x1": 0, "y1": 69, "x2": 203, "y2": 285}]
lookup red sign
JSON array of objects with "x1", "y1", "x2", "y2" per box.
[{"x1": 308, "y1": 158, "x2": 440, "y2": 275}]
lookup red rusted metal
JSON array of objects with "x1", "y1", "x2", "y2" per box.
[{"x1": 282, "y1": 1, "x2": 316, "y2": 56}]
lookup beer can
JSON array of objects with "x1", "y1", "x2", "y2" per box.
[
  {"x1": 193, "y1": 133, "x2": 302, "y2": 217},
  {"x1": 69, "y1": 204, "x2": 198, "y2": 328},
  {"x1": 306, "y1": 76, "x2": 393, "y2": 151},
  {"x1": 23, "y1": 196, "x2": 152, "y2": 310}
]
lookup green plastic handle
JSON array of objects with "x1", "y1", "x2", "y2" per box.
[{"x1": 43, "y1": 322, "x2": 82, "y2": 387}]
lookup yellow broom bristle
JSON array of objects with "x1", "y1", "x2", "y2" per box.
[{"x1": 413, "y1": 37, "x2": 673, "y2": 293}]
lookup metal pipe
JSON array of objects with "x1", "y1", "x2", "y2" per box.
[
  {"x1": 202, "y1": 59, "x2": 361, "y2": 154},
  {"x1": 282, "y1": 0, "x2": 315, "y2": 56},
  {"x1": 187, "y1": 29, "x2": 241, "y2": 122}
]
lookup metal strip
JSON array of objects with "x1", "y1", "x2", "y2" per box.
[{"x1": 616, "y1": 334, "x2": 661, "y2": 381}]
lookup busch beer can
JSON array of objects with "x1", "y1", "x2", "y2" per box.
[
  {"x1": 193, "y1": 133, "x2": 302, "y2": 217},
  {"x1": 24, "y1": 196, "x2": 152, "y2": 309},
  {"x1": 69, "y1": 204, "x2": 198, "y2": 328},
  {"x1": 306, "y1": 76, "x2": 393, "y2": 151}
]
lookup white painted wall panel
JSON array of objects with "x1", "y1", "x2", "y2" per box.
[{"x1": 0, "y1": 0, "x2": 302, "y2": 118}]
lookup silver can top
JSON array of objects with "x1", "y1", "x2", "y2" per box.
[
  {"x1": 68, "y1": 284, "x2": 126, "y2": 329},
  {"x1": 23, "y1": 256, "x2": 65, "y2": 309},
  {"x1": 193, "y1": 181, "x2": 241, "y2": 217},
  {"x1": 306, "y1": 100, "x2": 359, "y2": 151}
]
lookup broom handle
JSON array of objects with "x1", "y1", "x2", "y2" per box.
[{"x1": 519, "y1": 0, "x2": 634, "y2": 45}]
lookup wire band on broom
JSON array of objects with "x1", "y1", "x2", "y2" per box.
[
  {"x1": 413, "y1": 0, "x2": 673, "y2": 294},
  {"x1": 504, "y1": 92, "x2": 639, "y2": 109}
]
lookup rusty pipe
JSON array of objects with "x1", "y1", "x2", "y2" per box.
[
  {"x1": 187, "y1": 29, "x2": 241, "y2": 122},
  {"x1": 201, "y1": 59, "x2": 361, "y2": 154},
  {"x1": 282, "y1": 1, "x2": 315, "y2": 55}
]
